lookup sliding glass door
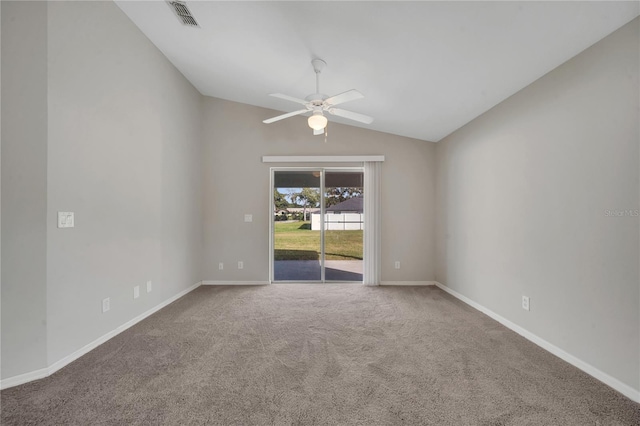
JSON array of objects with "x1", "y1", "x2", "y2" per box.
[
  {"x1": 323, "y1": 170, "x2": 364, "y2": 282},
  {"x1": 272, "y1": 170, "x2": 322, "y2": 281},
  {"x1": 271, "y1": 168, "x2": 363, "y2": 283}
]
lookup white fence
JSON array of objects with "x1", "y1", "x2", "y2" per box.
[{"x1": 311, "y1": 213, "x2": 364, "y2": 231}]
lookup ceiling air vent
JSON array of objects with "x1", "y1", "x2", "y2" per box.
[{"x1": 168, "y1": 1, "x2": 199, "y2": 27}]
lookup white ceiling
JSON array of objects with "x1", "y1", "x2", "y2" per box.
[{"x1": 115, "y1": 1, "x2": 639, "y2": 142}]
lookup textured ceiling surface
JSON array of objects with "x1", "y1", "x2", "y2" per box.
[{"x1": 115, "y1": 1, "x2": 639, "y2": 142}]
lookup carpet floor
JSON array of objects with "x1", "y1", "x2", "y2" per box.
[{"x1": 1, "y1": 285, "x2": 639, "y2": 425}]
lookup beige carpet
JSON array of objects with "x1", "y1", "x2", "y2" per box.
[{"x1": 1, "y1": 285, "x2": 639, "y2": 425}]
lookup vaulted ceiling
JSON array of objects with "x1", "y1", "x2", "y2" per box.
[{"x1": 115, "y1": 1, "x2": 639, "y2": 142}]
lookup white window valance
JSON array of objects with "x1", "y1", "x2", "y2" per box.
[{"x1": 262, "y1": 155, "x2": 384, "y2": 163}]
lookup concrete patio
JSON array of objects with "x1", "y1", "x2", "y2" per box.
[{"x1": 274, "y1": 260, "x2": 363, "y2": 282}]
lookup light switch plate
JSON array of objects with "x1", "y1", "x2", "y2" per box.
[
  {"x1": 244, "y1": 214, "x2": 253, "y2": 222},
  {"x1": 58, "y1": 212, "x2": 75, "y2": 228},
  {"x1": 102, "y1": 297, "x2": 110, "y2": 313}
]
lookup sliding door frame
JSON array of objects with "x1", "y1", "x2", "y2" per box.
[
  {"x1": 264, "y1": 155, "x2": 383, "y2": 285},
  {"x1": 269, "y1": 166, "x2": 364, "y2": 283}
]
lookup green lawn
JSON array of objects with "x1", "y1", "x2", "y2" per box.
[{"x1": 274, "y1": 221, "x2": 363, "y2": 261}]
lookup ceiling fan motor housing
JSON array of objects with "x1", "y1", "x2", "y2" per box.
[{"x1": 305, "y1": 93, "x2": 327, "y2": 105}]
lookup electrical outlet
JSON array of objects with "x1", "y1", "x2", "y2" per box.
[
  {"x1": 102, "y1": 297, "x2": 110, "y2": 313},
  {"x1": 522, "y1": 296, "x2": 530, "y2": 311},
  {"x1": 238, "y1": 261, "x2": 244, "y2": 270},
  {"x1": 146, "y1": 280, "x2": 152, "y2": 293},
  {"x1": 57, "y1": 212, "x2": 75, "y2": 228},
  {"x1": 134, "y1": 286, "x2": 140, "y2": 299},
  {"x1": 394, "y1": 261, "x2": 400, "y2": 269},
  {"x1": 244, "y1": 214, "x2": 253, "y2": 222},
  {"x1": 219, "y1": 262, "x2": 224, "y2": 270}
]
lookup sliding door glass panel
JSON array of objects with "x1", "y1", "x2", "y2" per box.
[
  {"x1": 323, "y1": 171, "x2": 364, "y2": 282},
  {"x1": 273, "y1": 170, "x2": 322, "y2": 281}
]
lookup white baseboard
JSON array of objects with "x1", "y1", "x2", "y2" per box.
[
  {"x1": 434, "y1": 281, "x2": 640, "y2": 403},
  {"x1": 0, "y1": 367, "x2": 50, "y2": 390},
  {"x1": 204, "y1": 280, "x2": 436, "y2": 286},
  {"x1": 0, "y1": 281, "x2": 202, "y2": 390},
  {"x1": 380, "y1": 281, "x2": 436, "y2": 286}
]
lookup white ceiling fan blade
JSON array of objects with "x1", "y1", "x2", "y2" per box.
[
  {"x1": 269, "y1": 93, "x2": 308, "y2": 106},
  {"x1": 328, "y1": 108, "x2": 374, "y2": 124},
  {"x1": 324, "y1": 89, "x2": 364, "y2": 107},
  {"x1": 263, "y1": 109, "x2": 308, "y2": 124},
  {"x1": 313, "y1": 127, "x2": 324, "y2": 136}
]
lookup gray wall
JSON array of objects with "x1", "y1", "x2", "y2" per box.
[
  {"x1": 435, "y1": 18, "x2": 639, "y2": 390},
  {"x1": 45, "y1": 0, "x2": 203, "y2": 366},
  {"x1": 201, "y1": 97, "x2": 436, "y2": 283},
  {"x1": 1, "y1": 1, "x2": 49, "y2": 378},
  {"x1": 1, "y1": 0, "x2": 203, "y2": 378}
]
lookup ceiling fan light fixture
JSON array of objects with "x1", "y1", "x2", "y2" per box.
[
  {"x1": 263, "y1": 58, "x2": 373, "y2": 131},
  {"x1": 308, "y1": 111, "x2": 328, "y2": 130}
]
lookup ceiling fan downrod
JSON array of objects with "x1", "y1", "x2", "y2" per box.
[{"x1": 311, "y1": 58, "x2": 326, "y2": 95}]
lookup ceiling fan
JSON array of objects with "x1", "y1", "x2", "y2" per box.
[{"x1": 263, "y1": 59, "x2": 374, "y2": 135}]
